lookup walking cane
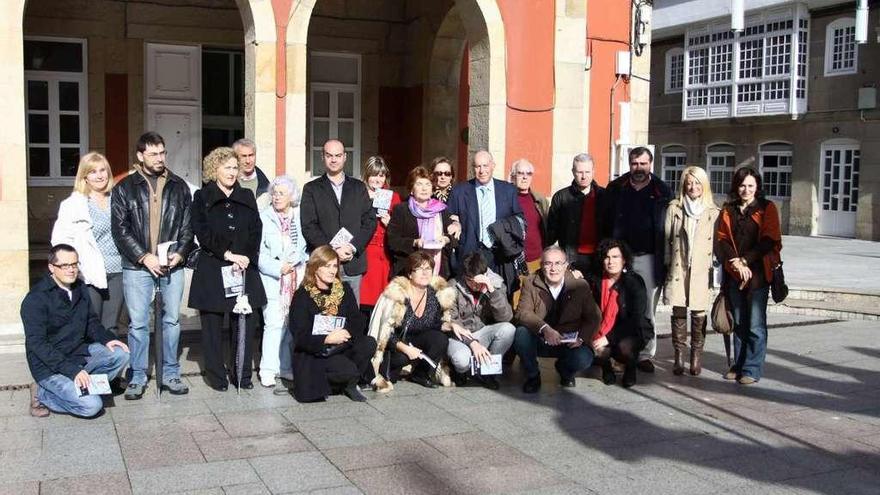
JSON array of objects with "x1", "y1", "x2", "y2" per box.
[
  {"x1": 153, "y1": 271, "x2": 165, "y2": 400},
  {"x1": 232, "y1": 272, "x2": 252, "y2": 396}
]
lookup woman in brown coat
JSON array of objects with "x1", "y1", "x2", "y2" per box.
[{"x1": 663, "y1": 166, "x2": 720, "y2": 376}]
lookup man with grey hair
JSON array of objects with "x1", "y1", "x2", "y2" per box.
[
  {"x1": 510, "y1": 158, "x2": 549, "y2": 272},
  {"x1": 546, "y1": 153, "x2": 607, "y2": 274},
  {"x1": 233, "y1": 138, "x2": 270, "y2": 201}
]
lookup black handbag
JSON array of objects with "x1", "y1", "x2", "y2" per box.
[{"x1": 771, "y1": 261, "x2": 789, "y2": 303}]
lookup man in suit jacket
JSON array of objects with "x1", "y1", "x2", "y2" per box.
[
  {"x1": 300, "y1": 139, "x2": 377, "y2": 305},
  {"x1": 447, "y1": 150, "x2": 523, "y2": 275}
]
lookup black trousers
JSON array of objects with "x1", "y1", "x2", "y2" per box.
[
  {"x1": 596, "y1": 335, "x2": 645, "y2": 367},
  {"x1": 380, "y1": 329, "x2": 449, "y2": 382},
  {"x1": 324, "y1": 336, "x2": 377, "y2": 389},
  {"x1": 199, "y1": 311, "x2": 258, "y2": 386}
]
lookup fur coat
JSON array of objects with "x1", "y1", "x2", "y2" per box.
[{"x1": 367, "y1": 275, "x2": 457, "y2": 392}]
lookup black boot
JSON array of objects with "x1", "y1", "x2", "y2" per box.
[
  {"x1": 622, "y1": 364, "x2": 637, "y2": 388},
  {"x1": 671, "y1": 313, "x2": 688, "y2": 376}
]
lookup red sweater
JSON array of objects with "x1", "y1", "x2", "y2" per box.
[
  {"x1": 517, "y1": 192, "x2": 544, "y2": 262},
  {"x1": 577, "y1": 188, "x2": 598, "y2": 254}
]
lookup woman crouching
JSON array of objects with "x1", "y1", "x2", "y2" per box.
[{"x1": 290, "y1": 246, "x2": 377, "y2": 402}]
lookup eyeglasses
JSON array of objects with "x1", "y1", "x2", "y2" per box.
[
  {"x1": 51, "y1": 262, "x2": 80, "y2": 271},
  {"x1": 433, "y1": 171, "x2": 453, "y2": 177},
  {"x1": 514, "y1": 171, "x2": 534, "y2": 177},
  {"x1": 542, "y1": 261, "x2": 567, "y2": 268}
]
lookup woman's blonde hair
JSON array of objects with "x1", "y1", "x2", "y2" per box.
[
  {"x1": 363, "y1": 156, "x2": 390, "y2": 186},
  {"x1": 73, "y1": 152, "x2": 114, "y2": 195},
  {"x1": 202, "y1": 146, "x2": 238, "y2": 184},
  {"x1": 678, "y1": 165, "x2": 717, "y2": 208},
  {"x1": 302, "y1": 245, "x2": 340, "y2": 288}
]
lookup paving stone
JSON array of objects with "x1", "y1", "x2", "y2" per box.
[
  {"x1": 220, "y1": 482, "x2": 271, "y2": 495},
  {"x1": 35, "y1": 424, "x2": 125, "y2": 481},
  {"x1": 0, "y1": 429, "x2": 41, "y2": 450},
  {"x1": 287, "y1": 485, "x2": 362, "y2": 495},
  {"x1": 128, "y1": 460, "x2": 260, "y2": 495},
  {"x1": 420, "y1": 456, "x2": 569, "y2": 495},
  {"x1": 0, "y1": 481, "x2": 39, "y2": 495},
  {"x1": 295, "y1": 417, "x2": 383, "y2": 450},
  {"x1": 281, "y1": 399, "x2": 380, "y2": 425},
  {"x1": 196, "y1": 432, "x2": 314, "y2": 462},
  {"x1": 345, "y1": 463, "x2": 450, "y2": 495},
  {"x1": 111, "y1": 399, "x2": 213, "y2": 423},
  {"x1": 39, "y1": 472, "x2": 132, "y2": 495},
  {"x1": 357, "y1": 409, "x2": 476, "y2": 442},
  {"x1": 322, "y1": 439, "x2": 443, "y2": 471},
  {"x1": 215, "y1": 409, "x2": 296, "y2": 437},
  {"x1": 779, "y1": 467, "x2": 880, "y2": 495},
  {"x1": 247, "y1": 452, "x2": 349, "y2": 494},
  {"x1": 117, "y1": 422, "x2": 206, "y2": 470},
  {"x1": 422, "y1": 431, "x2": 536, "y2": 468}
]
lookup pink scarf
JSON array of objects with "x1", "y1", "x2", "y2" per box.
[{"x1": 408, "y1": 196, "x2": 447, "y2": 275}]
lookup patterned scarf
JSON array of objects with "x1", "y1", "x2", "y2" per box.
[
  {"x1": 432, "y1": 187, "x2": 451, "y2": 203},
  {"x1": 408, "y1": 196, "x2": 447, "y2": 275},
  {"x1": 276, "y1": 208, "x2": 297, "y2": 321},
  {"x1": 305, "y1": 278, "x2": 345, "y2": 316}
]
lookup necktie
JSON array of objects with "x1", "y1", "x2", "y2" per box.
[{"x1": 479, "y1": 187, "x2": 493, "y2": 248}]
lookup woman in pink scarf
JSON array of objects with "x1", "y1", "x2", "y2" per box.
[{"x1": 387, "y1": 166, "x2": 459, "y2": 279}]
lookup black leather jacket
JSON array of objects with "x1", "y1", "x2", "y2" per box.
[{"x1": 111, "y1": 168, "x2": 194, "y2": 270}]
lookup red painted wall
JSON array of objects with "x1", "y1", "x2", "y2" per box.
[
  {"x1": 586, "y1": 0, "x2": 632, "y2": 186},
  {"x1": 104, "y1": 74, "x2": 129, "y2": 177},
  {"x1": 497, "y1": 0, "x2": 556, "y2": 194},
  {"x1": 378, "y1": 86, "x2": 424, "y2": 188},
  {"x1": 457, "y1": 46, "x2": 470, "y2": 181}
]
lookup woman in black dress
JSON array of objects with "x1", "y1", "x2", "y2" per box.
[{"x1": 290, "y1": 245, "x2": 377, "y2": 402}]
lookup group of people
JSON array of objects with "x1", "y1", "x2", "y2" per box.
[{"x1": 22, "y1": 131, "x2": 783, "y2": 418}]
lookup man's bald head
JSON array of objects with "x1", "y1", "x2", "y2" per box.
[
  {"x1": 472, "y1": 150, "x2": 495, "y2": 185},
  {"x1": 322, "y1": 139, "x2": 347, "y2": 176}
]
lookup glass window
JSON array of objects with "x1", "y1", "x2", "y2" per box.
[
  {"x1": 706, "y1": 144, "x2": 736, "y2": 194},
  {"x1": 760, "y1": 142, "x2": 792, "y2": 198},
  {"x1": 201, "y1": 48, "x2": 245, "y2": 157},
  {"x1": 661, "y1": 145, "x2": 687, "y2": 192},
  {"x1": 308, "y1": 52, "x2": 361, "y2": 177},
  {"x1": 824, "y1": 18, "x2": 858, "y2": 76},
  {"x1": 665, "y1": 48, "x2": 684, "y2": 94}
]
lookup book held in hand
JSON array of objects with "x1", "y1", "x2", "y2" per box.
[
  {"x1": 372, "y1": 188, "x2": 393, "y2": 215},
  {"x1": 329, "y1": 228, "x2": 354, "y2": 249},
  {"x1": 313, "y1": 315, "x2": 346, "y2": 335},
  {"x1": 421, "y1": 239, "x2": 444, "y2": 250},
  {"x1": 221, "y1": 265, "x2": 244, "y2": 298},
  {"x1": 76, "y1": 373, "x2": 112, "y2": 397},
  {"x1": 470, "y1": 354, "x2": 503, "y2": 376},
  {"x1": 559, "y1": 332, "x2": 579, "y2": 344}
]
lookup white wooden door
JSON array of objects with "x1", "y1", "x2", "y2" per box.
[
  {"x1": 145, "y1": 43, "x2": 201, "y2": 190},
  {"x1": 818, "y1": 144, "x2": 860, "y2": 237}
]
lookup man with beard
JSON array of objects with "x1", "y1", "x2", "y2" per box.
[{"x1": 603, "y1": 147, "x2": 671, "y2": 373}]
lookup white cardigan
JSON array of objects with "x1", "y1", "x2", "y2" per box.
[{"x1": 50, "y1": 192, "x2": 109, "y2": 289}]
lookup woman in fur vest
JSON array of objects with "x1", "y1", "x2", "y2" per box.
[
  {"x1": 663, "y1": 166, "x2": 720, "y2": 376},
  {"x1": 367, "y1": 251, "x2": 459, "y2": 392}
]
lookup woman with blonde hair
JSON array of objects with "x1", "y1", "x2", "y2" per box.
[
  {"x1": 359, "y1": 156, "x2": 401, "y2": 310},
  {"x1": 51, "y1": 152, "x2": 124, "y2": 334},
  {"x1": 663, "y1": 165, "x2": 720, "y2": 376}
]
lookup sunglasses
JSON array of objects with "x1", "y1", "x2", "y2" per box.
[{"x1": 433, "y1": 171, "x2": 453, "y2": 177}]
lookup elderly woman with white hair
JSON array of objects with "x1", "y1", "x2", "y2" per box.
[
  {"x1": 258, "y1": 175, "x2": 308, "y2": 389},
  {"x1": 510, "y1": 158, "x2": 549, "y2": 272}
]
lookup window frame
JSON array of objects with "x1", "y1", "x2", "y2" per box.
[
  {"x1": 660, "y1": 144, "x2": 687, "y2": 192},
  {"x1": 824, "y1": 17, "x2": 858, "y2": 77},
  {"x1": 24, "y1": 35, "x2": 89, "y2": 187},
  {"x1": 706, "y1": 143, "x2": 736, "y2": 196},
  {"x1": 308, "y1": 51, "x2": 362, "y2": 178},
  {"x1": 758, "y1": 141, "x2": 793, "y2": 199},
  {"x1": 665, "y1": 48, "x2": 685, "y2": 94}
]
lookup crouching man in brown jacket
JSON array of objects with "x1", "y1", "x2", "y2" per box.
[{"x1": 513, "y1": 246, "x2": 601, "y2": 393}]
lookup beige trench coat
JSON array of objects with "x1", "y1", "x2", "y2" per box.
[{"x1": 663, "y1": 199, "x2": 720, "y2": 310}]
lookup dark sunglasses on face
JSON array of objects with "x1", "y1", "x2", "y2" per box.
[{"x1": 433, "y1": 171, "x2": 453, "y2": 177}]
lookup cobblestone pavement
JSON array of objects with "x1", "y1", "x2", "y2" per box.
[{"x1": 1, "y1": 314, "x2": 878, "y2": 494}]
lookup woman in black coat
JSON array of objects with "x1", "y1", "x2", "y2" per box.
[
  {"x1": 587, "y1": 239, "x2": 653, "y2": 388},
  {"x1": 291, "y1": 245, "x2": 377, "y2": 403},
  {"x1": 189, "y1": 147, "x2": 267, "y2": 391},
  {"x1": 386, "y1": 166, "x2": 457, "y2": 279}
]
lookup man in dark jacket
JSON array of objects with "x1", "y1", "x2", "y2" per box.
[
  {"x1": 513, "y1": 246, "x2": 600, "y2": 393},
  {"x1": 299, "y1": 139, "x2": 377, "y2": 305},
  {"x1": 112, "y1": 131, "x2": 194, "y2": 400},
  {"x1": 23, "y1": 245, "x2": 130, "y2": 418},
  {"x1": 603, "y1": 146, "x2": 672, "y2": 372},
  {"x1": 232, "y1": 138, "x2": 270, "y2": 204},
  {"x1": 546, "y1": 153, "x2": 606, "y2": 274}
]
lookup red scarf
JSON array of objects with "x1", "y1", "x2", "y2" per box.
[{"x1": 596, "y1": 277, "x2": 619, "y2": 340}]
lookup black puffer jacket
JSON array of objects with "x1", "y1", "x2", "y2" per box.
[{"x1": 111, "y1": 167, "x2": 194, "y2": 269}]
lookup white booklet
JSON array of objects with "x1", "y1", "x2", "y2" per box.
[
  {"x1": 157, "y1": 241, "x2": 176, "y2": 266},
  {"x1": 329, "y1": 227, "x2": 354, "y2": 249},
  {"x1": 470, "y1": 354, "x2": 503, "y2": 376},
  {"x1": 372, "y1": 189, "x2": 393, "y2": 215},
  {"x1": 421, "y1": 239, "x2": 445, "y2": 250},
  {"x1": 76, "y1": 373, "x2": 112, "y2": 397},
  {"x1": 312, "y1": 315, "x2": 346, "y2": 335},
  {"x1": 559, "y1": 332, "x2": 579, "y2": 344},
  {"x1": 221, "y1": 265, "x2": 244, "y2": 298}
]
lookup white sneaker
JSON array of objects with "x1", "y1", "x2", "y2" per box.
[{"x1": 260, "y1": 373, "x2": 276, "y2": 388}]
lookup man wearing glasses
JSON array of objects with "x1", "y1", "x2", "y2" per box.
[
  {"x1": 603, "y1": 146, "x2": 672, "y2": 373},
  {"x1": 509, "y1": 158, "x2": 549, "y2": 273},
  {"x1": 513, "y1": 246, "x2": 601, "y2": 393},
  {"x1": 22, "y1": 244, "x2": 130, "y2": 417},
  {"x1": 112, "y1": 132, "x2": 194, "y2": 399}
]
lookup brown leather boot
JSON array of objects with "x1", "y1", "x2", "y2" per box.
[
  {"x1": 671, "y1": 314, "x2": 688, "y2": 375},
  {"x1": 690, "y1": 313, "x2": 707, "y2": 376}
]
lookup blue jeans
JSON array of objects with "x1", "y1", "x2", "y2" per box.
[
  {"x1": 123, "y1": 268, "x2": 184, "y2": 385},
  {"x1": 728, "y1": 284, "x2": 769, "y2": 380},
  {"x1": 513, "y1": 326, "x2": 594, "y2": 379},
  {"x1": 37, "y1": 343, "x2": 129, "y2": 417}
]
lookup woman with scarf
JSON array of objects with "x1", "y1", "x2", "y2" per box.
[
  {"x1": 714, "y1": 167, "x2": 782, "y2": 385},
  {"x1": 587, "y1": 239, "x2": 653, "y2": 388},
  {"x1": 360, "y1": 156, "x2": 402, "y2": 311},
  {"x1": 430, "y1": 156, "x2": 455, "y2": 203},
  {"x1": 257, "y1": 175, "x2": 307, "y2": 389},
  {"x1": 663, "y1": 166, "x2": 720, "y2": 376},
  {"x1": 290, "y1": 246, "x2": 377, "y2": 402},
  {"x1": 387, "y1": 166, "x2": 457, "y2": 279}
]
